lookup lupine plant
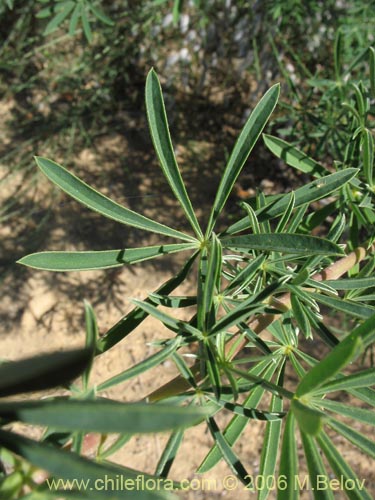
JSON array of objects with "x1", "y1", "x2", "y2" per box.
[{"x1": 1, "y1": 67, "x2": 375, "y2": 499}]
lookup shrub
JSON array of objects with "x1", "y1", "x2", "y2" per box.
[{"x1": 1, "y1": 66, "x2": 374, "y2": 499}]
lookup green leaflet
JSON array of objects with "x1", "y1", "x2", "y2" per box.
[
  {"x1": 96, "y1": 252, "x2": 197, "y2": 353},
  {"x1": 0, "y1": 399, "x2": 213, "y2": 434},
  {"x1": 225, "y1": 168, "x2": 359, "y2": 234},
  {"x1": 145, "y1": 69, "x2": 203, "y2": 239},
  {"x1": 317, "y1": 431, "x2": 373, "y2": 500},
  {"x1": 300, "y1": 431, "x2": 335, "y2": 500},
  {"x1": 18, "y1": 244, "x2": 196, "y2": 271},
  {"x1": 97, "y1": 341, "x2": 179, "y2": 391},
  {"x1": 0, "y1": 349, "x2": 92, "y2": 398},
  {"x1": 263, "y1": 134, "x2": 328, "y2": 178},
  {"x1": 308, "y1": 292, "x2": 375, "y2": 319},
  {"x1": 277, "y1": 412, "x2": 298, "y2": 500},
  {"x1": 206, "y1": 83, "x2": 280, "y2": 236},
  {"x1": 327, "y1": 419, "x2": 375, "y2": 458},
  {"x1": 0, "y1": 430, "x2": 172, "y2": 500},
  {"x1": 198, "y1": 361, "x2": 278, "y2": 473},
  {"x1": 296, "y1": 314, "x2": 375, "y2": 396},
  {"x1": 315, "y1": 368, "x2": 375, "y2": 394},
  {"x1": 35, "y1": 156, "x2": 197, "y2": 243},
  {"x1": 206, "y1": 417, "x2": 251, "y2": 487},
  {"x1": 221, "y1": 233, "x2": 343, "y2": 256}
]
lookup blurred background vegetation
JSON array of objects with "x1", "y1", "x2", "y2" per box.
[{"x1": 1, "y1": 0, "x2": 374, "y2": 273}]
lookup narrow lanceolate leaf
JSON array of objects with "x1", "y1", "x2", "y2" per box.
[
  {"x1": 225, "y1": 168, "x2": 359, "y2": 234},
  {"x1": 225, "y1": 254, "x2": 266, "y2": 293},
  {"x1": 0, "y1": 399, "x2": 212, "y2": 434},
  {"x1": 314, "y1": 368, "x2": 375, "y2": 394},
  {"x1": 0, "y1": 349, "x2": 92, "y2": 398},
  {"x1": 308, "y1": 292, "x2": 375, "y2": 319},
  {"x1": 323, "y1": 277, "x2": 375, "y2": 290},
  {"x1": 208, "y1": 280, "x2": 283, "y2": 336},
  {"x1": 206, "y1": 417, "x2": 251, "y2": 487},
  {"x1": 96, "y1": 252, "x2": 197, "y2": 353},
  {"x1": 258, "y1": 366, "x2": 284, "y2": 500},
  {"x1": 97, "y1": 341, "x2": 179, "y2": 391},
  {"x1": 263, "y1": 134, "x2": 327, "y2": 178},
  {"x1": 145, "y1": 69, "x2": 203, "y2": 239},
  {"x1": 82, "y1": 301, "x2": 97, "y2": 390},
  {"x1": 317, "y1": 431, "x2": 373, "y2": 500},
  {"x1": 221, "y1": 234, "x2": 343, "y2": 256},
  {"x1": 370, "y1": 47, "x2": 375, "y2": 99},
  {"x1": 0, "y1": 430, "x2": 172, "y2": 500},
  {"x1": 362, "y1": 128, "x2": 374, "y2": 186},
  {"x1": 130, "y1": 299, "x2": 202, "y2": 339},
  {"x1": 291, "y1": 398, "x2": 325, "y2": 436},
  {"x1": 318, "y1": 399, "x2": 375, "y2": 426},
  {"x1": 18, "y1": 244, "x2": 196, "y2": 271},
  {"x1": 35, "y1": 157, "x2": 196, "y2": 242},
  {"x1": 296, "y1": 315, "x2": 375, "y2": 396},
  {"x1": 300, "y1": 431, "x2": 335, "y2": 500},
  {"x1": 148, "y1": 293, "x2": 196, "y2": 308},
  {"x1": 155, "y1": 429, "x2": 184, "y2": 477},
  {"x1": 277, "y1": 412, "x2": 298, "y2": 500},
  {"x1": 327, "y1": 419, "x2": 375, "y2": 458},
  {"x1": 198, "y1": 361, "x2": 277, "y2": 473},
  {"x1": 206, "y1": 83, "x2": 280, "y2": 236},
  {"x1": 201, "y1": 234, "x2": 222, "y2": 331},
  {"x1": 291, "y1": 294, "x2": 312, "y2": 339},
  {"x1": 44, "y1": 1, "x2": 75, "y2": 35},
  {"x1": 207, "y1": 397, "x2": 284, "y2": 421},
  {"x1": 204, "y1": 340, "x2": 222, "y2": 400}
]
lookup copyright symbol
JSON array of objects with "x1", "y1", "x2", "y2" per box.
[{"x1": 223, "y1": 475, "x2": 238, "y2": 491}]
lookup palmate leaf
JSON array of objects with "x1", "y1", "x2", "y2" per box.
[
  {"x1": 0, "y1": 399, "x2": 212, "y2": 434},
  {"x1": 205, "y1": 83, "x2": 280, "y2": 236},
  {"x1": 18, "y1": 244, "x2": 196, "y2": 271},
  {"x1": 221, "y1": 233, "x2": 343, "y2": 256},
  {"x1": 225, "y1": 168, "x2": 359, "y2": 234},
  {"x1": 34, "y1": 157, "x2": 196, "y2": 243},
  {"x1": 145, "y1": 69, "x2": 202, "y2": 240},
  {"x1": 0, "y1": 430, "x2": 173, "y2": 500},
  {"x1": 208, "y1": 279, "x2": 284, "y2": 336},
  {"x1": 0, "y1": 349, "x2": 92, "y2": 398}
]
